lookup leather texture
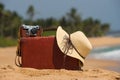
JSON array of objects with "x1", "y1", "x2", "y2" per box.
[{"x1": 20, "y1": 36, "x2": 79, "y2": 70}]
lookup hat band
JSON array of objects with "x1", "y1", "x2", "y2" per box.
[{"x1": 62, "y1": 35, "x2": 85, "y2": 60}]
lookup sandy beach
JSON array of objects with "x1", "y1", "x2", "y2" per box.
[
  {"x1": 0, "y1": 36, "x2": 120, "y2": 80},
  {"x1": 89, "y1": 36, "x2": 120, "y2": 47}
]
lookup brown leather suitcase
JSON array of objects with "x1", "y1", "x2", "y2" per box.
[
  {"x1": 20, "y1": 36, "x2": 80, "y2": 70},
  {"x1": 16, "y1": 25, "x2": 80, "y2": 70}
]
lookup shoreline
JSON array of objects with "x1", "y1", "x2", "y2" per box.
[
  {"x1": 85, "y1": 58, "x2": 120, "y2": 73},
  {"x1": 88, "y1": 36, "x2": 120, "y2": 73}
]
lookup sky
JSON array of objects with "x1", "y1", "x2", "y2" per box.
[{"x1": 0, "y1": 0, "x2": 120, "y2": 31}]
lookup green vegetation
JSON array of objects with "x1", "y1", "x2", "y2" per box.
[
  {"x1": 0, "y1": 3, "x2": 110, "y2": 47},
  {"x1": 0, "y1": 37, "x2": 17, "y2": 47},
  {"x1": 42, "y1": 31, "x2": 56, "y2": 36}
]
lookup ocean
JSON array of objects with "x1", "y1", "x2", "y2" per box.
[
  {"x1": 88, "y1": 45, "x2": 120, "y2": 72},
  {"x1": 89, "y1": 45, "x2": 120, "y2": 61},
  {"x1": 106, "y1": 30, "x2": 120, "y2": 37}
]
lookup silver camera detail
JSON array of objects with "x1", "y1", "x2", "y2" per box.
[{"x1": 22, "y1": 24, "x2": 40, "y2": 36}]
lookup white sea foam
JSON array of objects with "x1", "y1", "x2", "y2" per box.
[
  {"x1": 90, "y1": 49, "x2": 120, "y2": 61},
  {"x1": 93, "y1": 46, "x2": 110, "y2": 50}
]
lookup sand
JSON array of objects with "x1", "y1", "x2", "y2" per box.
[
  {"x1": 0, "y1": 65, "x2": 120, "y2": 80},
  {"x1": 89, "y1": 36, "x2": 120, "y2": 47},
  {"x1": 0, "y1": 36, "x2": 120, "y2": 80}
]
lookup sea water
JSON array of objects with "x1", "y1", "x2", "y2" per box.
[
  {"x1": 89, "y1": 45, "x2": 120, "y2": 61},
  {"x1": 88, "y1": 45, "x2": 120, "y2": 72}
]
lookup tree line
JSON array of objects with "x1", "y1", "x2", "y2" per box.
[{"x1": 0, "y1": 3, "x2": 110, "y2": 38}]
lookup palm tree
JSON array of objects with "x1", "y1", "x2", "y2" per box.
[
  {"x1": 0, "y1": 3, "x2": 4, "y2": 11},
  {"x1": 59, "y1": 16, "x2": 67, "y2": 27},
  {"x1": 82, "y1": 17, "x2": 94, "y2": 36},
  {"x1": 101, "y1": 23, "x2": 110, "y2": 34},
  {"x1": 0, "y1": 3, "x2": 4, "y2": 37},
  {"x1": 27, "y1": 5, "x2": 35, "y2": 23},
  {"x1": 66, "y1": 8, "x2": 82, "y2": 33}
]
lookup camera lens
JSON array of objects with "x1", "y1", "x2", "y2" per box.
[{"x1": 31, "y1": 28, "x2": 37, "y2": 35}]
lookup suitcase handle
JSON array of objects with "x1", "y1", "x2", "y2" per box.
[
  {"x1": 15, "y1": 55, "x2": 22, "y2": 67},
  {"x1": 15, "y1": 39, "x2": 22, "y2": 67}
]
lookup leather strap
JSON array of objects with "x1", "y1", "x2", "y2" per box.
[
  {"x1": 62, "y1": 34, "x2": 85, "y2": 68},
  {"x1": 15, "y1": 29, "x2": 22, "y2": 67}
]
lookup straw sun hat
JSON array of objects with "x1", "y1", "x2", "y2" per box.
[{"x1": 56, "y1": 26, "x2": 92, "y2": 66}]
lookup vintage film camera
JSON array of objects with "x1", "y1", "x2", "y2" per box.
[{"x1": 20, "y1": 24, "x2": 42, "y2": 37}]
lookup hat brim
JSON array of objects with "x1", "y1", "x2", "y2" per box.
[{"x1": 56, "y1": 26, "x2": 84, "y2": 65}]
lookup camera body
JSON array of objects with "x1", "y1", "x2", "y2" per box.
[
  {"x1": 20, "y1": 24, "x2": 42, "y2": 37},
  {"x1": 22, "y1": 24, "x2": 40, "y2": 36}
]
